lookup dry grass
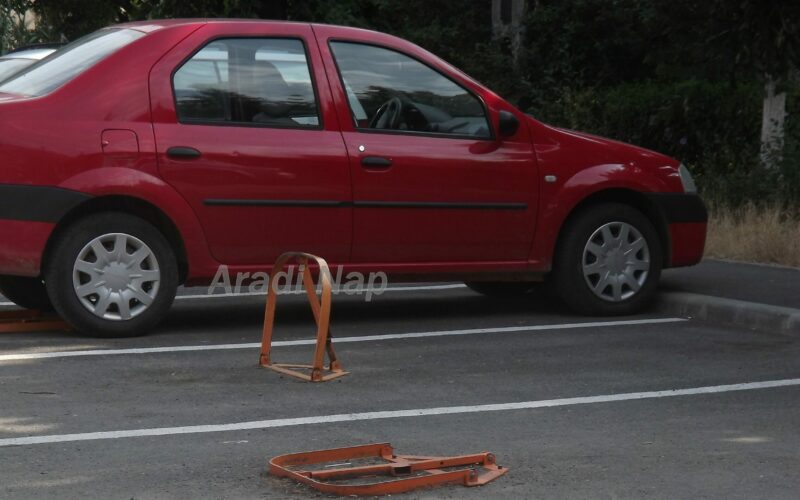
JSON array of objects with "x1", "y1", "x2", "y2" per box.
[{"x1": 705, "y1": 203, "x2": 800, "y2": 268}]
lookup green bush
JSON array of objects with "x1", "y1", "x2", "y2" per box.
[
  {"x1": 0, "y1": 1, "x2": 52, "y2": 54},
  {"x1": 1, "y1": 0, "x2": 796, "y2": 209},
  {"x1": 524, "y1": 80, "x2": 799, "y2": 206}
]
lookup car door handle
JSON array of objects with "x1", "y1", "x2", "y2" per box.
[
  {"x1": 361, "y1": 156, "x2": 392, "y2": 169},
  {"x1": 167, "y1": 146, "x2": 202, "y2": 159}
]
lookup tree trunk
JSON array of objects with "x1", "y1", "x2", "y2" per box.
[
  {"x1": 491, "y1": 0, "x2": 527, "y2": 65},
  {"x1": 761, "y1": 75, "x2": 786, "y2": 168}
]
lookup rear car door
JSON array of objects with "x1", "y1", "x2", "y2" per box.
[
  {"x1": 149, "y1": 23, "x2": 351, "y2": 266},
  {"x1": 315, "y1": 26, "x2": 538, "y2": 265}
]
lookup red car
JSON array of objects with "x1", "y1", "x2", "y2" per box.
[{"x1": 0, "y1": 20, "x2": 706, "y2": 337}]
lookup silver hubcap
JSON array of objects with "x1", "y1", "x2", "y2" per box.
[
  {"x1": 72, "y1": 233, "x2": 160, "y2": 321},
  {"x1": 582, "y1": 222, "x2": 650, "y2": 302}
]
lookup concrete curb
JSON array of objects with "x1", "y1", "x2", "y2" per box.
[{"x1": 656, "y1": 291, "x2": 800, "y2": 337}]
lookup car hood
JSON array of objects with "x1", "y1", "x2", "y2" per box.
[
  {"x1": 526, "y1": 114, "x2": 677, "y2": 167},
  {"x1": 555, "y1": 127, "x2": 674, "y2": 163},
  {"x1": 525, "y1": 115, "x2": 683, "y2": 192}
]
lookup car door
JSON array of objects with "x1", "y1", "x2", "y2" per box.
[
  {"x1": 149, "y1": 23, "x2": 351, "y2": 266},
  {"x1": 315, "y1": 26, "x2": 538, "y2": 265}
]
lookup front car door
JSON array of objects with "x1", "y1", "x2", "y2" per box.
[
  {"x1": 149, "y1": 23, "x2": 351, "y2": 268},
  {"x1": 314, "y1": 26, "x2": 538, "y2": 269}
]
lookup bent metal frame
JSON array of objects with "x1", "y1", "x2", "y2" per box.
[
  {"x1": 269, "y1": 442, "x2": 508, "y2": 495},
  {"x1": 259, "y1": 251, "x2": 348, "y2": 382}
]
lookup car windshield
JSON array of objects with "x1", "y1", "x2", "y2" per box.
[
  {"x1": 0, "y1": 28, "x2": 144, "y2": 97},
  {"x1": 0, "y1": 58, "x2": 36, "y2": 82}
]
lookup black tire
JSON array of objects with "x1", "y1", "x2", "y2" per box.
[
  {"x1": 0, "y1": 275, "x2": 53, "y2": 311},
  {"x1": 552, "y1": 203, "x2": 662, "y2": 315},
  {"x1": 465, "y1": 281, "x2": 542, "y2": 297},
  {"x1": 44, "y1": 213, "x2": 178, "y2": 338}
]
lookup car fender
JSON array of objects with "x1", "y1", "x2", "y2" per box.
[
  {"x1": 57, "y1": 167, "x2": 220, "y2": 280},
  {"x1": 528, "y1": 162, "x2": 672, "y2": 270}
]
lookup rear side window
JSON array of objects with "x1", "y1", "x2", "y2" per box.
[
  {"x1": 0, "y1": 29, "x2": 144, "y2": 97},
  {"x1": 0, "y1": 58, "x2": 36, "y2": 82},
  {"x1": 173, "y1": 38, "x2": 320, "y2": 128}
]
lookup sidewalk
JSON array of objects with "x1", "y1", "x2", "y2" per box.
[
  {"x1": 658, "y1": 259, "x2": 800, "y2": 335},
  {"x1": 661, "y1": 259, "x2": 799, "y2": 309}
]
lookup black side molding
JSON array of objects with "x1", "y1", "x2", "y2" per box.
[
  {"x1": 204, "y1": 199, "x2": 528, "y2": 210},
  {"x1": 0, "y1": 184, "x2": 91, "y2": 223},
  {"x1": 351, "y1": 201, "x2": 528, "y2": 210},
  {"x1": 645, "y1": 193, "x2": 708, "y2": 223},
  {"x1": 204, "y1": 199, "x2": 348, "y2": 208}
]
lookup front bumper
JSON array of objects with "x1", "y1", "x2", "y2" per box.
[{"x1": 645, "y1": 193, "x2": 708, "y2": 267}]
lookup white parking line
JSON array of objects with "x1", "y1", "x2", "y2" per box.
[
  {"x1": 2, "y1": 377, "x2": 797, "y2": 447},
  {"x1": 0, "y1": 284, "x2": 468, "y2": 306},
  {"x1": 0, "y1": 318, "x2": 686, "y2": 362},
  {"x1": 175, "y1": 283, "x2": 467, "y2": 300}
]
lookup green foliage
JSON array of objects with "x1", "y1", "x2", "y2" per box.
[
  {"x1": 522, "y1": 0, "x2": 658, "y2": 89},
  {"x1": 0, "y1": 0, "x2": 53, "y2": 53},
  {"x1": 532, "y1": 80, "x2": 800, "y2": 206},
  {"x1": 534, "y1": 81, "x2": 752, "y2": 199},
  {"x1": 302, "y1": 1, "x2": 492, "y2": 69},
  {"x1": 34, "y1": 0, "x2": 127, "y2": 41},
  {"x1": 650, "y1": 0, "x2": 800, "y2": 84},
  {"x1": 2, "y1": 0, "x2": 798, "y2": 206},
  {"x1": 541, "y1": 81, "x2": 760, "y2": 163}
]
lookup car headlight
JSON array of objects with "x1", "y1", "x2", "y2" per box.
[{"x1": 678, "y1": 163, "x2": 697, "y2": 193}]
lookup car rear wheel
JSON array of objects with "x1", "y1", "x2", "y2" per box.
[
  {"x1": 45, "y1": 213, "x2": 178, "y2": 338},
  {"x1": 0, "y1": 275, "x2": 53, "y2": 311},
  {"x1": 465, "y1": 281, "x2": 542, "y2": 297},
  {"x1": 553, "y1": 203, "x2": 662, "y2": 315}
]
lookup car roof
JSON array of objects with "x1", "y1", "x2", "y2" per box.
[
  {"x1": 113, "y1": 18, "x2": 381, "y2": 36},
  {"x1": 116, "y1": 19, "x2": 306, "y2": 29},
  {"x1": 113, "y1": 19, "x2": 307, "y2": 32},
  {"x1": 112, "y1": 19, "x2": 406, "y2": 52}
]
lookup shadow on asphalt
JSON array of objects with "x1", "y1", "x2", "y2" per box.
[{"x1": 155, "y1": 292, "x2": 573, "y2": 337}]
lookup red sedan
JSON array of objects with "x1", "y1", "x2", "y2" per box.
[{"x1": 0, "y1": 20, "x2": 706, "y2": 337}]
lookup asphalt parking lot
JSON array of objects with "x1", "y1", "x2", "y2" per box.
[{"x1": 1, "y1": 283, "x2": 799, "y2": 499}]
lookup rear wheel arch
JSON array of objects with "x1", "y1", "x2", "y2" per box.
[
  {"x1": 555, "y1": 188, "x2": 671, "y2": 269},
  {"x1": 42, "y1": 196, "x2": 189, "y2": 283}
]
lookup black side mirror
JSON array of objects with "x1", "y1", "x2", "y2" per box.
[{"x1": 498, "y1": 110, "x2": 519, "y2": 138}]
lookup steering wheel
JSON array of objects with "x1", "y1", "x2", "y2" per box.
[{"x1": 369, "y1": 97, "x2": 404, "y2": 130}]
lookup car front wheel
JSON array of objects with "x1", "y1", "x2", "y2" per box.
[
  {"x1": 553, "y1": 203, "x2": 662, "y2": 315},
  {"x1": 45, "y1": 213, "x2": 178, "y2": 337}
]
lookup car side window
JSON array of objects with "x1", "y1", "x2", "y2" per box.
[
  {"x1": 330, "y1": 41, "x2": 491, "y2": 139},
  {"x1": 173, "y1": 38, "x2": 320, "y2": 128}
]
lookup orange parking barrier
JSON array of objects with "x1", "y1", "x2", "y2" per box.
[
  {"x1": 259, "y1": 252, "x2": 348, "y2": 382},
  {"x1": 0, "y1": 309, "x2": 70, "y2": 333},
  {"x1": 269, "y1": 442, "x2": 508, "y2": 496}
]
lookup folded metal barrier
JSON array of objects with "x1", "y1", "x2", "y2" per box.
[
  {"x1": 259, "y1": 252, "x2": 348, "y2": 382},
  {"x1": 269, "y1": 442, "x2": 508, "y2": 496}
]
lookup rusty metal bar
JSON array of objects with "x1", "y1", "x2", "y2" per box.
[
  {"x1": 307, "y1": 453, "x2": 494, "y2": 480},
  {"x1": 269, "y1": 443, "x2": 508, "y2": 496},
  {"x1": 259, "y1": 252, "x2": 347, "y2": 382}
]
